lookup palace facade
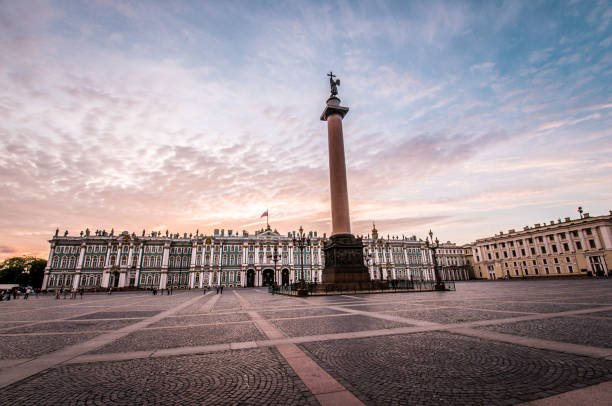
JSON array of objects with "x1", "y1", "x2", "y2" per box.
[
  {"x1": 471, "y1": 211, "x2": 612, "y2": 279},
  {"x1": 42, "y1": 225, "x2": 469, "y2": 291}
]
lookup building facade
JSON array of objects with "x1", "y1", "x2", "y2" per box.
[
  {"x1": 471, "y1": 211, "x2": 612, "y2": 279},
  {"x1": 42, "y1": 225, "x2": 469, "y2": 291}
]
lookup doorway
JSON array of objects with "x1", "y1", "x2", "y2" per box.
[
  {"x1": 262, "y1": 269, "x2": 274, "y2": 286},
  {"x1": 246, "y1": 269, "x2": 255, "y2": 287},
  {"x1": 282, "y1": 269, "x2": 289, "y2": 286}
]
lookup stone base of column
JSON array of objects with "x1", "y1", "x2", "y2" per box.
[{"x1": 322, "y1": 233, "x2": 371, "y2": 288}]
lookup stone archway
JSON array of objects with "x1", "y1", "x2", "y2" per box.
[
  {"x1": 246, "y1": 269, "x2": 255, "y2": 288},
  {"x1": 281, "y1": 268, "x2": 289, "y2": 286},
  {"x1": 262, "y1": 269, "x2": 274, "y2": 286},
  {"x1": 112, "y1": 271, "x2": 120, "y2": 288}
]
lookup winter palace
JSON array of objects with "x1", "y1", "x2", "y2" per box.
[{"x1": 41, "y1": 224, "x2": 469, "y2": 291}]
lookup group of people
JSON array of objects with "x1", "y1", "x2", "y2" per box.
[
  {"x1": 54, "y1": 288, "x2": 85, "y2": 300},
  {"x1": 1, "y1": 287, "x2": 38, "y2": 301},
  {"x1": 151, "y1": 287, "x2": 175, "y2": 295}
]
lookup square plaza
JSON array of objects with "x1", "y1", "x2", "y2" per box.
[{"x1": 1, "y1": 279, "x2": 611, "y2": 405}]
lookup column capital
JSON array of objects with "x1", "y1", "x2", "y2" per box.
[{"x1": 320, "y1": 97, "x2": 349, "y2": 121}]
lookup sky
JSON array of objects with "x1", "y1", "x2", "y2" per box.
[{"x1": 1, "y1": 0, "x2": 611, "y2": 260}]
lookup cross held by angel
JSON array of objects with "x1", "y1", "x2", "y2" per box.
[{"x1": 328, "y1": 71, "x2": 340, "y2": 96}]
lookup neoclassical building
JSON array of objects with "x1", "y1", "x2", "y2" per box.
[
  {"x1": 471, "y1": 211, "x2": 612, "y2": 279},
  {"x1": 42, "y1": 224, "x2": 469, "y2": 291}
]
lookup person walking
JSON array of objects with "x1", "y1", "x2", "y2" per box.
[
  {"x1": 79, "y1": 288, "x2": 84, "y2": 299},
  {"x1": 55, "y1": 290, "x2": 60, "y2": 300},
  {"x1": 220, "y1": 285, "x2": 224, "y2": 294},
  {"x1": 216, "y1": 286, "x2": 219, "y2": 294}
]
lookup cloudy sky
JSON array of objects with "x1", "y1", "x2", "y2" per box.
[{"x1": 1, "y1": 0, "x2": 611, "y2": 259}]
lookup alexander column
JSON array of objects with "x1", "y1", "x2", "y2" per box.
[{"x1": 320, "y1": 72, "x2": 370, "y2": 288}]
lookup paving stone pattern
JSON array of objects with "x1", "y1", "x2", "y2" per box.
[
  {"x1": 0, "y1": 333, "x2": 101, "y2": 359},
  {"x1": 0, "y1": 348, "x2": 318, "y2": 406},
  {"x1": 300, "y1": 332, "x2": 612, "y2": 405},
  {"x1": 93, "y1": 322, "x2": 265, "y2": 353},
  {"x1": 1, "y1": 279, "x2": 611, "y2": 405},
  {"x1": 272, "y1": 314, "x2": 408, "y2": 337},
  {"x1": 70, "y1": 310, "x2": 161, "y2": 320},
  {"x1": 480, "y1": 316, "x2": 612, "y2": 348}
]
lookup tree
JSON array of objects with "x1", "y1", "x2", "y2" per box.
[{"x1": 0, "y1": 256, "x2": 47, "y2": 288}]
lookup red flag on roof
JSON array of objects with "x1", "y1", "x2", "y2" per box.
[{"x1": 260, "y1": 210, "x2": 268, "y2": 218}]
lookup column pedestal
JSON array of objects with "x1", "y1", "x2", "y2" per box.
[{"x1": 322, "y1": 233, "x2": 371, "y2": 288}]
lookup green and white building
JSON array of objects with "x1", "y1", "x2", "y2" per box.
[{"x1": 42, "y1": 225, "x2": 468, "y2": 291}]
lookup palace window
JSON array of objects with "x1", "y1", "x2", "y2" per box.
[
  {"x1": 52, "y1": 257, "x2": 59, "y2": 268},
  {"x1": 85, "y1": 256, "x2": 91, "y2": 268},
  {"x1": 589, "y1": 240, "x2": 596, "y2": 249},
  {"x1": 575, "y1": 241, "x2": 582, "y2": 250}
]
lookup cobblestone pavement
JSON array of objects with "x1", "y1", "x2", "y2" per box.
[
  {"x1": 0, "y1": 279, "x2": 611, "y2": 405},
  {"x1": 479, "y1": 316, "x2": 612, "y2": 348},
  {"x1": 0, "y1": 348, "x2": 318, "y2": 406},
  {"x1": 300, "y1": 332, "x2": 612, "y2": 405}
]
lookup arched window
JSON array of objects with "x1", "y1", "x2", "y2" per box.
[
  {"x1": 110, "y1": 255, "x2": 116, "y2": 266},
  {"x1": 156, "y1": 257, "x2": 161, "y2": 267},
  {"x1": 144, "y1": 257, "x2": 150, "y2": 268},
  {"x1": 182, "y1": 257, "x2": 188, "y2": 267},
  {"x1": 85, "y1": 256, "x2": 91, "y2": 268},
  {"x1": 120, "y1": 255, "x2": 127, "y2": 266},
  {"x1": 52, "y1": 257, "x2": 59, "y2": 268},
  {"x1": 69, "y1": 257, "x2": 76, "y2": 268},
  {"x1": 196, "y1": 255, "x2": 201, "y2": 266},
  {"x1": 60, "y1": 257, "x2": 67, "y2": 268}
]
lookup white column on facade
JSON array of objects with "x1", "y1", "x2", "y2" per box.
[
  {"x1": 160, "y1": 244, "x2": 170, "y2": 289},
  {"x1": 42, "y1": 243, "x2": 55, "y2": 290},
  {"x1": 101, "y1": 244, "x2": 113, "y2": 288},
  {"x1": 578, "y1": 229, "x2": 588, "y2": 252},
  {"x1": 71, "y1": 243, "x2": 86, "y2": 290},
  {"x1": 135, "y1": 245, "x2": 143, "y2": 287},
  {"x1": 600, "y1": 225, "x2": 612, "y2": 249},
  {"x1": 189, "y1": 245, "x2": 197, "y2": 289}
]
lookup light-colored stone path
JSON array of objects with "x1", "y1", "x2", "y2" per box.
[
  {"x1": 233, "y1": 290, "x2": 365, "y2": 406},
  {"x1": 0, "y1": 292, "x2": 211, "y2": 389},
  {"x1": 520, "y1": 380, "x2": 612, "y2": 405}
]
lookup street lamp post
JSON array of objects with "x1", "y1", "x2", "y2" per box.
[
  {"x1": 267, "y1": 244, "x2": 280, "y2": 286},
  {"x1": 293, "y1": 226, "x2": 310, "y2": 296},
  {"x1": 424, "y1": 230, "x2": 445, "y2": 291}
]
